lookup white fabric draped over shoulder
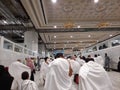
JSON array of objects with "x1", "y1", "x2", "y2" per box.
[
  {"x1": 9, "y1": 61, "x2": 31, "y2": 90},
  {"x1": 94, "y1": 56, "x2": 104, "y2": 67},
  {"x1": 69, "y1": 60, "x2": 80, "y2": 90},
  {"x1": 79, "y1": 61, "x2": 113, "y2": 90},
  {"x1": 70, "y1": 59, "x2": 80, "y2": 74},
  {"x1": 97, "y1": 56, "x2": 104, "y2": 67},
  {"x1": 44, "y1": 58, "x2": 80, "y2": 90},
  {"x1": 40, "y1": 62, "x2": 49, "y2": 79},
  {"x1": 21, "y1": 80, "x2": 38, "y2": 90}
]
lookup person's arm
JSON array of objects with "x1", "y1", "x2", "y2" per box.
[{"x1": 11, "y1": 79, "x2": 18, "y2": 90}]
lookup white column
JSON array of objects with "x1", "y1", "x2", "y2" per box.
[
  {"x1": 24, "y1": 31, "x2": 38, "y2": 53},
  {"x1": 0, "y1": 36, "x2": 4, "y2": 49},
  {"x1": 38, "y1": 44, "x2": 46, "y2": 57}
]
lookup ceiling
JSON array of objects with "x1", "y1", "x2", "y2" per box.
[
  {"x1": 21, "y1": 0, "x2": 120, "y2": 28},
  {"x1": 0, "y1": 0, "x2": 120, "y2": 51},
  {"x1": 0, "y1": 0, "x2": 33, "y2": 43},
  {"x1": 40, "y1": 31, "x2": 120, "y2": 50}
]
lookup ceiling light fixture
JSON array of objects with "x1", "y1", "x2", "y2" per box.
[
  {"x1": 54, "y1": 25, "x2": 57, "y2": 28},
  {"x1": 94, "y1": 0, "x2": 99, "y2": 3},
  {"x1": 81, "y1": 49, "x2": 83, "y2": 51},
  {"x1": 88, "y1": 35, "x2": 91, "y2": 38},
  {"x1": 97, "y1": 22, "x2": 109, "y2": 28},
  {"x1": 3, "y1": 20, "x2": 7, "y2": 24},
  {"x1": 67, "y1": 41, "x2": 69, "y2": 43},
  {"x1": 89, "y1": 44, "x2": 91, "y2": 46},
  {"x1": 51, "y1": 0, "x2": 57, "y2": 3},
  {"x1": 70, "y1": 36, "x2": 73, "y2": 38},
  {"x1": 77, "y1": 26, "x2": 81, "y2": 28},
  {"x1": 64, "y1": 22, "x2": 74, "y2": 28},
  {"x1": 109, "y1": 34, "x2": 113, "y2": 37},
  {"x1": 54, "y1": 35, "x2": 56, "y2": 38},
  {"x1": 21, "y1": 35, "x2": 24, "y2": 38}
]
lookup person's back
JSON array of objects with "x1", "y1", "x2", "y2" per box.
[
  {"x1": 117, "y1": 57, "x2": 120, "y2": 72},
  {"x1": 104, "y1": 53, "x2": 110, "y2": 71},
  {"x1": 9, "y1": 60, "x2": 31, "y2": 90},
  {"x1": 79, "y1": 61, "x2": 113, "y2": 90},
  {"x1": 44, "y1": 57, "x2": 71, "y2": 90},
  {"x1": 44, "y1": 53, "x2": 80, "y2": 90},
  {"x1": 86, "y1": 55, "x2": 94, "y2": 62},
  {"x1": 21, "y1": 71, "x2": 38, "y2": 90},
  {"x1": 40, "y1": 57, "x2": 49, "y2": 86},
  {"x1": 0, "y1": 65, "x2": 14, "y2": 90},
  {"x1": 97, "y1": 55, "x2": 104, "y2": 67}
]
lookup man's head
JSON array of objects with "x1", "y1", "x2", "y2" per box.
[
  {"x1": 94, "y1": 54, "x2": 97, "y2": 57},
  {"x1": 21, "y1": 71, "x2": 29, "y2": 80},
  {"x1": 55, "y1": 53, "x2": 64, "y2": 59},
  {"x1": 88, "y1": 55, "x2": 91, "y2": 58},
  {"x1": 70, "y1": 55, "x2": 76, "y2": 60},
  {"x1": 44, "y1": 57, "x2": 48, "y2": 62},
  {"x1": 105, "y1": 53, "x2": 107, "y2": 56},
  {"x1": 17, "y1": 59, "x2": 21, "y2": 62}
]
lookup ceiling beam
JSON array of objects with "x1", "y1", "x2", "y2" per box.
[
  {"x1": 0, "y1": 25, "x2": 34, "y2": 30},
  {"x1": 37, "y1": 28, "x2": 120, "y2": 33},
  {"x1": 0, "y1": 0, "x2": 16, "y2": 20}
]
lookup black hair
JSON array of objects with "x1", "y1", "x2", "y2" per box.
[
  {"x1": 88, "y1": 55, "x2": 91, "y2": 57},
  {"x1": 94, "y1": 54, "x2": 97, "y2": 57},
  {"x1": 44, "y1": 57, "x2": 48, "y2": 62},
  {"x1": 21, "y1": 71, "x2": 29, "y2": 80},
  {"x1": 105, "y1": 53, "x2": 107, "y2": 56},
  {"x1": 55, "y1": 53, "x2": 64, "y2": 59}
]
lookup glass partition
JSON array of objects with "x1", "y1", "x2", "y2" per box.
[
  {"x1": 24, "y1": 49, "x2": 28, "y2": 54},
  {"x1": 0, "y1": 37, "x2": 1, "y2": 48},
  {"x1": 3, "y1": 40, "x2": 13, "y2": 50},
  {"x1": 111, "y1": 39, "x2": 120, "y2": 47},
  {"x1": 28, "y1": 50, "x2": 33, "y2": 55},
  {"x1": 92, "y1": 46, "x2": 97, "y2": 51},
  {"x1": 14, "y1": 45, "x2": 23, "y2": 53},
  {"x1": 98, "y1": 43, "x2": 108, "y2": 50}
]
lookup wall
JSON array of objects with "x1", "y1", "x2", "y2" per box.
[
  {"x1": 84, "y1": 35, "x2": 120, "y2": 53},
  {"x1": 82, "y1": 45, "x2": 120, "y2": 69},
  {"x1": 0, "y1": 36, "x2": 38, "y2": 67},
  {"x1": 0, "y1": 48, "x2": 34, "y2": 67}
]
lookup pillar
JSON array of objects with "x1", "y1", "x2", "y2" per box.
[{"x1": 24, "y1": 31, "x2": 38, "y2": 53}]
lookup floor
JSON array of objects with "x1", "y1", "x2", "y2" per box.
[
  {"x1": 35, "y1": 71, "x2": 120, "y2": 90},
  {"x1": 107, "y1": 71, "x2": 120, "y2": 90}
]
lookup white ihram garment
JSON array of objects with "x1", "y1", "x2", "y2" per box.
[
  {"x1": 69, "y1": 60, "x2": 80, "y2": 90},
  {"x1": 79, "y1": 61, "x2": 113, "y2": 90},
  {"x1": 40, "y1": 62, "x2": 49, "y2": 80},
  {"x1": 44, "y1": 58, "x2": 80, "y2": 90},
  {"x1": 21, "y1": 80, "x2": 38, "y2": 90},
  {"x1": 39, "y1": 62, "x2": 49, "y2": 86},
  {"x1": 9, "y1": 61, "x2": 31, "y2": 90},
  {"x1": 94, "y1": 56, "x2": 104, "y2": 67}
]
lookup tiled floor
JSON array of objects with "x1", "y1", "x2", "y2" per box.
[
  {"x1": 35, "y1": 71, "x2": 120, "y2": 90},
  {"x1": 107, "y1": 71, "x2": 120, "y2": 90}
]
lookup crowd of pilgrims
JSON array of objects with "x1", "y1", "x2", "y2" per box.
[{"x1": 0, "y1": 53, "x2": 120, "y2": 90}]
